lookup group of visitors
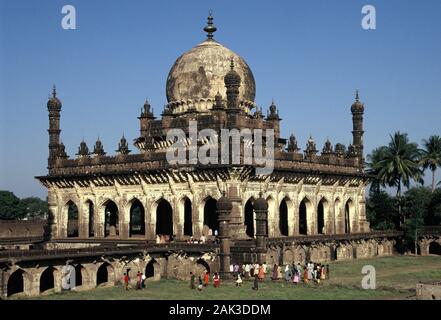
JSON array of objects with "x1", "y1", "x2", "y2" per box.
[
  {"x1": 230, "y1": 262, "x2": 268, "y2": 280},
  {"x1": 190, "y1": 271, "x2": 220, "y2": 290},
  {"x1": 274, "y1": 261, "x2": 329, "y2": 285},
  {"x1": 156, "y1": 234, "x2": 175, "y2": 243},
  {"x1": 122, "y1": 271, "x2": 146, "y2": 290},
  {"x1": 185, "y1": 233, "x2": 220, "y2": 244}
]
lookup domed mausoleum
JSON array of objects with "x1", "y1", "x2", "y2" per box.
[{"x1": 0, "y1": 13, "x2": 396, "y2": 298}]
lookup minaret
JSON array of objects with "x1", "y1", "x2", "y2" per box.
[
  {"x1": 224, "y1": 58, "x2": 241, "y2": 113},
  {"x1": 350, "y1": 90, "x2": 365, "y2": 168},
  {"x1": 47, "y1": 85, "x2": 62, "y2": 169}
]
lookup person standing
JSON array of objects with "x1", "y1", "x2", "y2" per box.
[
  {"x1": 245, "y1": 264, "x2": 250, "y2": 279},
  {"x1": 236, "y1": 273, "x2": 243, "y2": 287},
  {"x1": 284, "y1": 265, "x2": 291, "y2": 282},
  {"x1": 198, "y1": 276, "x2": 203, "y2": 291},
  {"x1": 303, "y1": 267, "x2": 309, "y2": 284},
  {"x1": 141, "y1": 273, "x2": 146, "y2": 289},
  {"x1": 293, "y1": 269, "x2": 300, "y2": 285},
  {"x1": 326, "y1": 264, "x2": 330, "y2": 280},
  {"x1": 271, "y1": 264, "x2": 279, "y2": 281},
  {"x1": 307, "y1": 262, "x2": 313, "y2": 281},
  {"x1": 123, "y1": 273, "x2": 129, "y2": 290},
  {"x1": 213, "y1": 273, "x2": 220, "y2": 288},
  {"x1": 203, "y1": 271, "x2": 210, "y2": 287},
  {"x1": 190, "y1": 272, "x2": 196, "y2": 289},
  {"x1": 136, "y1": 271, "x2": 142, "y2": 290},
  {"x1": 258, "y1": 264, "x2": 265, "y2": 281},
  {"x1": 320, "y1": 265, "x2": 326, "y2": 280},
  {"x1": 252, "y1": 274, "x2": 259, "y2": 290}
]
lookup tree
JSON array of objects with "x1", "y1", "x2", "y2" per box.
[
  {"x1": 0, "y1": 191, "x2": 26, "y2": 220},
  {"x1": 427, "y1": 188, "x2": 441, "y2": 225},
  {"x1": 366, "y1": 189, "x2": 398, "y2": 229},
  {"x1": 402, "y1": 187, "x2": 431, "y2": 255},
  {"x1": 366, "y1": 132, "x2": 424, "y2": 225},
  {"x1": 19, "y1": 197, "x2": 48, "y2": 219},
  {"x1": 420, "y1": 135, "x2": 441, "y2": 193},
  {"x1": 366, "y1": 146, "x2": 388, "y2": 193}
]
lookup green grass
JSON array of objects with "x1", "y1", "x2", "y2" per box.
[{"x1": 23, "y1": 255, "x2": 441, "y2": 300}]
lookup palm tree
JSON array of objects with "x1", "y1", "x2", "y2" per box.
[
  {"x1": 367, "y1": 132, "x2": 424, "y2": 224},
  {"x1": 366, "y1": 146, "x2": 388, "y2": 193},
  {"x1": 420, "y1": 135, "x2": 441, "y2": 193}
]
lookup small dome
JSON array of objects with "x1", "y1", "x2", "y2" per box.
[
  {"x1": 216, "y1": 192, "x2": 233, "y2": 212},
  {"x1": 224, "y1": 58, "x2": 241, "y2": 87},
  {"x1": 47, "y1": 86, "x2": 61, "y2": 109},
  {"x1": 254, "y1": 193, "x2": 268, "y2": 211},
  {"x1": 351, "y1": 90, "x2": 364, "y2": 113}
]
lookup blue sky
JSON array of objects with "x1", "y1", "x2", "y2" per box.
[{"x1": 0, "y1": 0, "x2": 440, "y2": 199}]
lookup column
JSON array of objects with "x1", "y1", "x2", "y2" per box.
[
  {"x1": 254, "y1": 193, "x2": 268, "y2": 265},
  {"x1": 217, "y1": 192, "x2": 233, "y2": 280}
]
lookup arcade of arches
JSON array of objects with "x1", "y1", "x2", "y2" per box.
[{"x1": 52, "y1": 188, "x2": 363, "y2": 240}]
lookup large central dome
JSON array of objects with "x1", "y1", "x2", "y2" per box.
[{"x1": 165, "y1": 15, "x2": 256, "y2": 113}]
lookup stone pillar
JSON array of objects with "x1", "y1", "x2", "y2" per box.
[
  {"x1": 79, "y1": 201, "x2": 88, "y2": 238},
  {"x1": 47, "y1": 189, "x2": 58, "y2": 239},
  {"x1": 174, "y1": 200, "x2": 183, "y2": 239},
  {"x1": 217, "y1": 192, "x2": 233, "y2": 280},
  {"x1": 308, "y1": 203, "x2": 317, "y2": 235},
  {"x1": 119, "y1": 202, "x2": 129, "y2": 239},
  {"x1": 254, "y1": 193, "x2": 268, "y2": 265},
  {"x1": 226, "y1": 183, "x2": 247, "y2": 239}
]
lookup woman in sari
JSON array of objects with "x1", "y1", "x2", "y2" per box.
[
  {"x1": 303, "y1": 266, "x2": 309, "y2": 284},
  {"x1": 258, "y1": 264, "x2": 265, "y2": 281},
  {"x1": 284, "y1": 265, "x2": 291, "y2": 282},
  {"x1": 320, "y1": 264, "x2": 326, "y2": 280},
  {"x1": 271, "y1": 264, "x2": 279, "y2": 281},
  {"x1": 292, "y1": 269, "x2": 299, "y2": 285}
]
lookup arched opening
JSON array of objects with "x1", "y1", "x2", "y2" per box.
[
  {"x1": 429, "y1": 242, "x2": 441, "y2": 255},
  {"x1": 334, "y1": 199, "x2": 341, "y2": 234},
  {"x1": 87, "y1": 200, "x2": 94, "y2": 237},
  {"x1": 299, "y1": 199, "x2": 309, "y2": 235},
  {"x1": 344, "y1": 200, "x2": 352, "y2": 234},
  {"x1": 145, "y1": 259, "x2": 158, "y2": 279},
  {"x1": 129, "y1": 199, "x2": 145, "y2": 237},
  {"x1": 104, "y1": 201, "x2": 119, "y2": 237},
  {"x1": 40, "y1": 266, "x2": 55, "y2": 293},
  {"x1": 75, "y1": 265, "x2": 84, "y2": 287},
  {"x1": 203, "y1": 197, "x2": 218, "y2": 236},
  {"x1": 156, "y1": 199, "x2": 173, "y2": 237},
  {"x1": 7, "y1": 269, "x2": 25, "y2": 297},
  {"x1": 317, "y1": 200, "x2": 325, "y2": 235},
  {"x1": 279, "y1": 199, "x2": 289, "y2": 236},
  {"x1": 97, "y1": 263, "x2": 113, "y2": 286},
  {"x1": 196, "y1": 258, "x2": 211, "y2": 273},
  {"x1": 244, "y1": 198, "x2": 254, "y2": 238},
  {"x1": 66, "y1": 201, "x2": 79, "y2": 238},
  {"x1": 183, "y1": 198, "x2": 193, "y2": 236}
]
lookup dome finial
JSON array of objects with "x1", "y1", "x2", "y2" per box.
[
  {"x1": 355, "y1": 89, "x2": 360, "y2": 102},
  {"x1": 52, "y1": 85, "x2": 57, "y2": 98},
  {"x1": 203, "y1": 11, "x2": 217, "y2": 40},
  {"x1": 230, "y1": 56, "x2": 235, "y2": 70}
]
